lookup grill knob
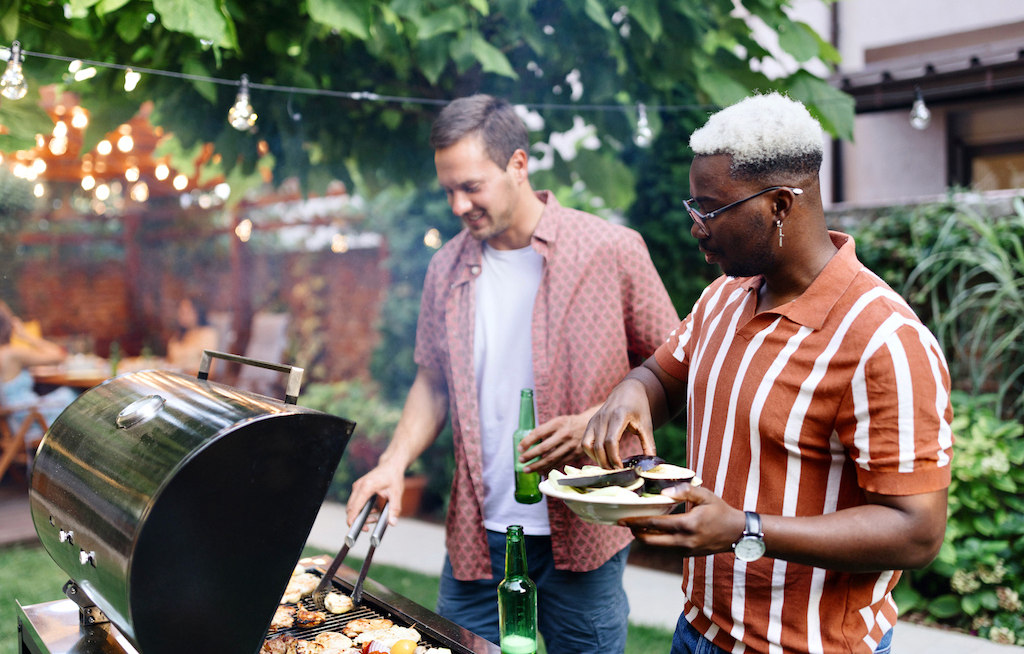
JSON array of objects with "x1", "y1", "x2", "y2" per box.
[
  {"x1": 79, "y1": 550, "x2": 96, "y2": 566},
  {"x1": 59, "y1": 529, "x2": 74, "y2": 544}
]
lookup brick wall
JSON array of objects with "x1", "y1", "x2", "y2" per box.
[{"x1": 13, "y1": 241, "x2": 388, "y2": 383}]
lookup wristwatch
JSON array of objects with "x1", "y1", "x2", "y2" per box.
[{"x1": 732, "y1": 511, "x2": 766, "y2": 562}]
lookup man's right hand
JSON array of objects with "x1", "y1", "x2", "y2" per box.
[
  {"x1": 582, "y1": 375, "x2": 658, "y2": 469},
  {"x1": 347, "y1": 462, "x2": 406, "y2": 529}
]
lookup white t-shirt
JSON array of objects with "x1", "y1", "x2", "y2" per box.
[{"x1": 474, "y1": 242, "x2": 550, "y2": 535}]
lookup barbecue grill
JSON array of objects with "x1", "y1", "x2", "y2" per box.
[{"x1": 16, "y1": 351, "x2": 500, "y2": 654}]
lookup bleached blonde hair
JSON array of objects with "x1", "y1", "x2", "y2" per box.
[{"x1": 690, "y1": 92, "x2": 824, "y2": 181}]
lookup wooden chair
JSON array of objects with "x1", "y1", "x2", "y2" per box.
[{"x1": 0, "y1": 404, "x2": 48, "y2": 485}]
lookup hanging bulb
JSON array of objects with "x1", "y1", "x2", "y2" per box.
[
  {"x1": 228, "y1": 74, "x2": 257, "y2": 131},
  {"x1": 633, "y1": 102, "x2": 653, "y2": 147},
  {"x1": 910, "y1": 87, "x2": 931, "y2": 130},
  {"x1": 1, "y1": 41, "x2": 28, "y2": 100}
]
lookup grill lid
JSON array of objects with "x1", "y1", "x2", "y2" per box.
[{"x1": 29, "y1": 353, "x2": 354, "y2": 654}]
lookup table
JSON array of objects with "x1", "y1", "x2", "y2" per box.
[{"x1": 29, "y1": 366, "x2": 110, "y2": 390}]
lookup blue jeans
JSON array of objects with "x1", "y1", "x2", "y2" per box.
[
  {"x1": 670, "y1": 614, "x2": 894, "y2": 654},
  {"x1": 436, "y1": 529, "x2": 630, "y2": 654}
]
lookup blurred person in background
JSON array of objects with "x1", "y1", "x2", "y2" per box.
[
  {"x1": 0, "y1": 306, "x2": 78, "y2": 441},
  {"x1": 166, "y1": 297, "x2": 219, "y2": 373}
]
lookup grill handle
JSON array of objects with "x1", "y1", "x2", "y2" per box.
[{"x1": 198, "y1": 350, "x2": 305, "y2": 404}]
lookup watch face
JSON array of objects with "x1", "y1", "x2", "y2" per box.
[{"x1": 734, "y1": 537, "x2": 765, "y2": 562}]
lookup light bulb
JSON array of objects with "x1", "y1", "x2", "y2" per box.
[
  {"x1": 633, "y1": 102, "x2": 653, "y2": 147},
  {"x1": 1, "y1": 41, "x2": 28, "y2": 100},
  {"x1": 172, "y1": 174, "x2": 188, "y2": 190},
  {"x1": 97, "y1": 140, "x2": 112, "y2": 155},
  {"x1": 910, "y1": 88, "x2": 931, "y2": 130},
  {"x1": 228, "y1": 74, "x2": 257, "y2": 131},
  {"x1": 155, "y1": 163, "x2": 170, "y2": 180},
  {"x1": 124, "y1": 69, "x2": 141, "y2": 92},
  {"x1": 125, "y1": 166, "x2": 140, "y2": 182}
]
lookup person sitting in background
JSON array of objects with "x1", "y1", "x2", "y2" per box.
[
  {"x1": 166, "y1": 297, "x2": 219, "y2": 373},
  {"x1": 0, "y1": 308, "x2": 78, "y2": 440}
]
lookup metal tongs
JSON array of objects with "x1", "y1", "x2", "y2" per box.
[
  {"x1": 311, "y1": 495, "x2": 377, "y2": 609},
  {"x1": 352, "y1": 501, "x2": 389, "y2": 605}
]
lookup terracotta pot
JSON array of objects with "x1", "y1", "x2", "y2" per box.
[{"x1": 401, "y1": 475, "x2": 428, "y2": 517}]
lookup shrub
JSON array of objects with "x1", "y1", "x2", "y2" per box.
[
  {"x1": 299, "y1": 380, "x2": 404, "y2": 502},
  {"x1": 894, "y1": 391, "x2": 1024, "y2": 644}
]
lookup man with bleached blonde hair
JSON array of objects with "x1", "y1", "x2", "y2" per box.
[{"x1": 584, "y1": 93, "x2": 953, "y2": 654}]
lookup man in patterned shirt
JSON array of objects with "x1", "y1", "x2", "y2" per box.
[
  {"x1": 583, "y1": 93, "x2": 953, "y2": 654},
  {"x1": 348, "y1": 94, "x2": 679, "y2": 653}
]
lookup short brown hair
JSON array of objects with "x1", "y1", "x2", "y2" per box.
[{"x1": 429, "y1": 94, "x2": 530, "y2": 169}]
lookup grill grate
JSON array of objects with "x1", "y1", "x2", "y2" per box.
[{"x1": 264, "y1": 571, "x2": 435, "y2": 650}]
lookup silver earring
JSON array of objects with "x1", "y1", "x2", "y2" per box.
[{"x1": 776, "y1": 219, "x2": 784, "y2": 247}]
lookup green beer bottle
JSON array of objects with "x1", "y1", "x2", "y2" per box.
[
  {"x1": 513, "y1": 389, "x2": 542, "y2": 504},
  {"x1": 498, "y1": 525, "x2": 538, "y2": 654}
]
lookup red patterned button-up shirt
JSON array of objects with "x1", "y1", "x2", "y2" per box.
[{"x1": 415, "y1": 191, "x2": 680, "y2": 580}]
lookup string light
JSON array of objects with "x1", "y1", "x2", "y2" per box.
[
  {"x1": 228, "y1": 74, "x2": 257, "y2": 131},
  {"x1": 124, "y1": 68, "x2": 141, "y2": 91},
  {"x1": 172, "y1": 174, "x2": 188, "y2": 190},
  {"x1": 633, "y1": 102, "x2": 653, "y2": 147},
  {"x1": 1, "y1": 41, "x2": 28, "y2": 100},
  {"x1": 910, "y1": 86, "x2": 931, "y2": 130},
  {"x1": 96, "y1": 140, "x2": 112, "y2": 155},
  {"x1": 154, "y1": 163, "x2": 169, "y2": 180}
]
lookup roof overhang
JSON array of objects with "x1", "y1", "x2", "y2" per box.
[{"x1": 833, "y1": 36, "x2": 1024, "y2": 113}]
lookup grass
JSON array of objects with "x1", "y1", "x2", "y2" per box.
[{"x1": 1, "y1": 544, "x2": 674, "y2": 654}]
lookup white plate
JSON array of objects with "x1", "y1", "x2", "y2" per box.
[{"x1": 539, "y1": 475, "x2": 701, "y2": 526}]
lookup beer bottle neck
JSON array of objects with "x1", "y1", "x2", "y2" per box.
[
  {"x1": 505, "y1": 528, "x2": 528, "y2": 578},
  {"x1": 518, "y1": 392, "x2": 535, "y2": 431}
]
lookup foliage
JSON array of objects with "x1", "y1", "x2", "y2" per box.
[
  {"x1": 0, "y1": 544, "x2": 68, "y2": 654},
  {"x1": 5, "y1": 0, "x2": 852, "y2": 199},
  {"x1": 299, "y1": 379, "x2": 404, "y2": 502},
  {"x1": 0, "y1": 168, "x2": 34, "y2": 309},
  {"x1": 846, "y1": 195, "x2": 1024, "y2": 422},
  {"x1": 893, "y1": 391, "x2": 1024, "y2": 645},
  {"x1": 627, "y1": 88, "x2": 719, "y2": 314},
  {"x1": 905, "y1": 197, "x2": 1024, "y2": 422}
]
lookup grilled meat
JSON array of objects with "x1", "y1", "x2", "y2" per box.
[
  {"x1": 282, "y1": 572, "x2": 320, "y2": 604},
  {"x1": 341, "y1": 617, "x2": 393, "y2": 638},
  {"x1": 353, "y1": 626, "x2": 421, "y2": 647},
  {"x1": 324, "y1": 591, "x2": 354, "y2": 614},
  {"x1": 261, "y1": 635, "x2": 296, "y2": 654},
  {"x1": 269, "y1": 605, "x2": 296, "y2": 633},
  {"x1": 295, "y1": 605, "x2": 327, "y2": 628},
  {"x1": 313, "y1": 632, "x2": 354, "y2": 650}
]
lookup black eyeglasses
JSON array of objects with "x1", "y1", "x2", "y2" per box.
[{"x1": 685, "y1": 186, "x2": 803, "y2": 234}]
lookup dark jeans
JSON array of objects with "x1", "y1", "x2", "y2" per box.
[
  {"x1": 670, "y1": 614, "x2": 894, "y2": 654},
  {"x1": 436, "y1": 529, "x2": 630, "y2": 654}
]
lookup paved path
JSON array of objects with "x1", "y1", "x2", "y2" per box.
[{"x1": 307, "y1": 501, "x2": 1024, "y2": 654}]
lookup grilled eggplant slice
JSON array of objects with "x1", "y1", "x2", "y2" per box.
[
  {"x1": 639, "y1": 464, "x2": 696, "y2": 493},
  {"x1": 622, "y1": 454, "x2": 666, "y2": 472},
  {"x1": 555, "y1": 465, "x2": 639, "y2": 488}
]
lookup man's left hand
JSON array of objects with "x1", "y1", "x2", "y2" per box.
[
  {"x1": 621, "y1": 483, "x2": 745, "y2": 557},
  {"x1": 519, "y1": 412, "x2": 594, "y2": 475}
]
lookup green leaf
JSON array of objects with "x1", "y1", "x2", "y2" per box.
[
  {"x1": 695, "y1": 68, "x2": 751, "y2": 107},
  {"x1": 449, "y1": 32, "x2": 476, "y2": 73},
  {"x1": 414, "y1": 6, "x2": 467, "y2": 40},
  {"x1": 469, "y1": 32, "x2": 517, "y2": 79},
  {"x1": 69, "y1": 0, "x2": 103, "y2": 12},
  {"x1": 0, "y1": 1, "x2": 19, "y2": 43},
  {"x1": 584, "y1": 0, "x2": 613, "y2": 31},
  {"x1": 153, "y1": 0, "x2": 227, "y2": 43},
  {"x1": 182, "y1": 59, "x2": 217, "y2": 103},
  {"x1": 96, "y1": 0, "x2": 132, "y2": 14},
  {"x1": 624, "y1": 0, "x2": 662, "y2": 41},
  {"x1": 306, "y1": 0, "x2": 371, "y2": 40},
  {"x1": 927, "y1": 594, "x2": 963, "y2": 619},
  {"x1": 962, "y1": 593, "x2": 981, "y2": 615},
  {"x1": 776, "y1": 22, "x2": 820, "y2": 63},
  {"x1": 116, "y1": 8, "x2": 147, "y2": 43},
  {"x1": 416, "y1": 37, "x2": 449, "y2": 85},
  {"x1": 466, "y1": 0, "x2": 489, "y2": 17},
  {"x1": 782, "y1": 70, "x2": 855, "y2": 141}
]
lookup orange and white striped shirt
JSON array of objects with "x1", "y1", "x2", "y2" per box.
[{"x1": 655, "y1": 232, "x2": 953, "y2": 654}]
